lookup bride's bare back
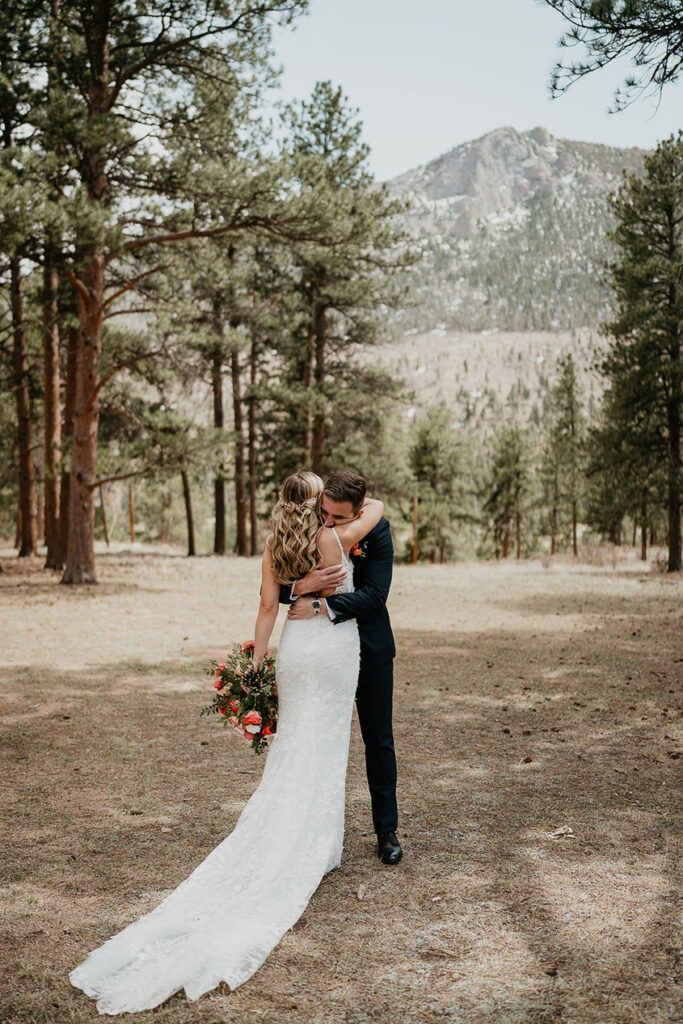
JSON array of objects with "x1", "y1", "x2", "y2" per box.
[{"x1": 316, "y1": 498, "x2": 383, "y2": 598}]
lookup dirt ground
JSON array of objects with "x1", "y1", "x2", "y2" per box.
[{"x1": 1, "y1": 546, "x2": 681, "y2": 1024}]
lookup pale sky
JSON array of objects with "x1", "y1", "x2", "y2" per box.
[{"x1": 269, "y1": 0, "x2": 683, "y2": 180}]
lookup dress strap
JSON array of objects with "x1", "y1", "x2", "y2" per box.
[{"x1": 330, "y1": 527, "x2": 346, "y2": 560}]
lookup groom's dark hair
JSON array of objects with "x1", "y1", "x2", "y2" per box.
[{"x1": 323, "y1": 472, "x2": 367, "y2": 513}]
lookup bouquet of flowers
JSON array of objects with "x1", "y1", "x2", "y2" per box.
[{"x1": 201, "y1": 641, "x2": 278, "y2": 755}]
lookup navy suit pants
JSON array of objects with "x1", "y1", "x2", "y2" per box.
[{"x1": 355, "y1": 659, "x2": 398, "y2": 835}]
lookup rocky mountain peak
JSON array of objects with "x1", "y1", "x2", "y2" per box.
[
  {"x1": 390, "y1": 126, "x2": 643, "y2": 239},
  {"x1": 388, "y1": 127, "x2": 646, "y2": 332}
]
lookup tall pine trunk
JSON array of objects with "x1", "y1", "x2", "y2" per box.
[
  {"x1": 640, "y1": 495, "x2": 648, "y2": 562},
  {"x1": 42, "y1": 261, "x2": 62, "y2": 567},
  {"x1": 301, "y1": 329, "x2": 313, "y2": 463},
  {"x1": 181, "y1": 469, "x2": 196, "y2": 557},
  {"x1": 311, "y1": 296, "x2": 327, "y2": 476},
  {"x1": 56, "y1": 325, "x2": 78, "y2": 569},
  {"x1": 502, "y1": 520, "x2": 510, "y2": 559},
  {"x1": 248, "y1": 336, "x2": 258, "y2": 555},
  {"x1": 667, "y1": 379, "x2": 682, "y2": 570},
  {"x1": 62, "y1": 2, "x2": 109, "y2": 582},
  {"x1": 550, "y1": 463, "x2": 559, "y2": 555},
  {"x1": 666, "y1": 206, "x2": 682, "y2": 571},
  {"x1": 36, "y1": 484, "x2": 45, "y2": 544},
  {"x1": 231, "y1": 347, "x2": 248, "y2": 556},
  {"x1": 62, "y1": 253, "x2": 104, "y2": 584},
  {"x1": 10, "y1": 257, "x2": 37, "y2": 557},
  {"x1": 212, "y1": 347, "x2": 226, "y2": 555},
  {"x1": 665, "y1": 254, "x2": 681, "y2": 570}
]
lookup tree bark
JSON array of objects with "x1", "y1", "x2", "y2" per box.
[
  {"x1": 36, "y1": 485, "x2": 45, "y2": 545},
  {"x1": 56, "y1": 325, "x2": 79, "y2": 569},
  {"x1": 666, "y1": 309, "x2": 682, "y2": 569},
  {"x1": 640, "y1": 496, "x2": 648, "y2": 562},
  {"x1": 667, "y1": 386, "x2": 682, "y2": 570},
  {"x1": 42, "y1": 261, "x2": 62, "y2": 566},
  {"x1": 664, "y1": 196, "x2": 682, "y2": 572},
  {"x1": 231, "y1": 346, "x2": 248, "y2": 556},
  {"x1": 311, "y1": 291, "x2": 327, "y2": 476},
  {"x1": 181, "y1": 469, "x2": 196, "y2": 557},
  {"x1": 10, "y1": 257, "x2": 37, "y2": 557},
  {"x1": 248, "y1": 336, "x2": 258, "y2": 555},
  {"x1": 412, "y1": 494, "x2": 418, "y2": 565},
  {"x1": 212, "y1": 347, "x2": 226, "y2": 555},
  {"x1": 550, "y1": 458, "x2": 558, "y2": 555},
  {"x1": 62, "y1": 253, "x2": 104, "y2": 584},
  {"x1": 98, "y1": 483, "x2": 110, "y2": 548},
  {"x1": 128, "y1": 482, "x2": 135, "y2": 542},
  {"x1": 502, "y1": 519, "x2": 510, "y2": 559},
  {"x1": 62, "y1": 0, "x2": 109, "y2": 583},
  {"x1": 301, "y1": 328, "x2": 313, "y2": 464},
  {"x1": 571, "y1": 499, "x2": 578, "y2": 556}
]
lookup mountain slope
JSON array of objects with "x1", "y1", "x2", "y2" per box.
[{"x1": 389, "y1": 126, "x2": 645, "y2": 332}]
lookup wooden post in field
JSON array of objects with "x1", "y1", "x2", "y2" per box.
[
  {"x1": 412, "y1": 494, "x2": 418, "y2": 565},
  {"x1": 128, "y1": 483, "x2": 135, "y2": 543},
  {"x1": 99, "y1": 485, "x2": 110, "y2": 547}
]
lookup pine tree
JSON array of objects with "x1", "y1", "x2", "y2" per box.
[
  {"x1": 282, "y1": 81, "x2": 413, "y2": 475},
  {"x1": 604, "y1": 134, "x2": 683, "y2": 572},
  {"x1": 541, "y1": 353, "x2": 585, "y2": 554},
  {"x1": 483, "y1": 426, "x2": 534, "y2": 559},
  {"x1": 6, "y1": 0, "x2": 310, "y2": 582},
  {"x1": 410, "y1": 404, "x2": 468, "y2": 563},
  {"x1": 543, "y1": 1, "x2": 683, "y2": 110}
]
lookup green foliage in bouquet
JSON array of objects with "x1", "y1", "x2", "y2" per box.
[{"x1": 202, "y1": 642, "x2": 278, "y2": 755}]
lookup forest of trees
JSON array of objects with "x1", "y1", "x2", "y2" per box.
[{"x1": 1, "y1": 1, "x2": 681, "y2": 578}]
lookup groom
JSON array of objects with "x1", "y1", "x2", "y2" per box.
[{"x1": 283, "y1": 471, "x2": 402, "y2": 865}]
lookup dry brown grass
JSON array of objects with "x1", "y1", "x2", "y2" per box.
[{"x1": 1, "y1": 549, "x2": 681, "y2": 1024}]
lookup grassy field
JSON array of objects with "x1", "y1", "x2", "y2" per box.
[{"x1": 1, "y1": 549, "x2": 681, "y2": 1024}]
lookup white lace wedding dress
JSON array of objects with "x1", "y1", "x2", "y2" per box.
[{"x1": 70, "y1": 532, "x2": 359, "y2": 1014}]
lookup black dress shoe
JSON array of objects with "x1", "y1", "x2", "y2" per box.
[{"x1": 377, "y1": 830, "x2": 403, "y2": 865}]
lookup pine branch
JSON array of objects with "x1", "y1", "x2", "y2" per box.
[{"x1": 86, "y1": 349, "x2": 165, "y2": 411}]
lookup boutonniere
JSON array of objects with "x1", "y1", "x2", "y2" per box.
[{"x1": 350, "y1": 540, "x2": 368, "y2": 559}]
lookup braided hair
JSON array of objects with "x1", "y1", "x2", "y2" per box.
[{"x1": 267, "y1": 471, "x2": 325, "y2": 584}]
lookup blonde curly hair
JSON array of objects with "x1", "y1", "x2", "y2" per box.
[{"x1": 267, "y1": 471, "x2": 325, "y2": 584}]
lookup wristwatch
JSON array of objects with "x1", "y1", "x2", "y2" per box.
[{"x1": 312, "y1": 598, "x2": 322, "y2": 615}]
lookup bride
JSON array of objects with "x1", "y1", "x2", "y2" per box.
[{"x1": 69, "y1": 470, "x2": 384, "y2": 1014}]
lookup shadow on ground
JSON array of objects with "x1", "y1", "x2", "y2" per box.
[{"x1": 1, "y1": 571, "x2": 681, "y2": 1024}]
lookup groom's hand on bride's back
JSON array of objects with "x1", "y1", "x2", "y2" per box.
[{"x1": 292, "y1": 563, "x2": 346, "y2": 596}]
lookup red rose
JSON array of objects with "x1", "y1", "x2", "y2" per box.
[
  {"x1": 219, "y1": 707, "x2": 227, "y2": 716},
  {"x1": 213, "y1": 678, "x2": 223, "y2": 690},
  {"x1": 229, "y1": 700, "x2": 239, "y2": 713},
  {"x1": 261, "y1": 725, "x2": 273, "y2": 736},
  {"x1": 242, "y1": 641, "x2": 255, "y2": 652}
]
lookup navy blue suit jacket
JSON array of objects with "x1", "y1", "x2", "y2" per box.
[{"x1": 279, "y1": 517, "x2": 396, "y2": 669}]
